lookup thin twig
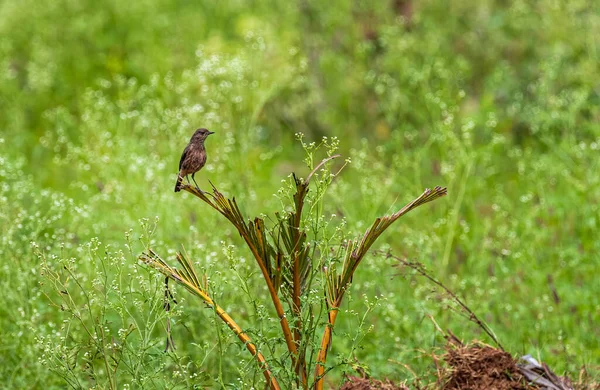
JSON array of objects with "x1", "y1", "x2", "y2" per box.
[
  {"x1": 305, "y1": 154, "x2": 340, "y2": 184},
  {"x1": 386, "y1": 251, "x2": 504, "y2": 351}
]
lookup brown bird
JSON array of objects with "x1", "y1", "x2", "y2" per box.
[{"x1": 174, "y1": 128, "x2": 214, "y2": 192}]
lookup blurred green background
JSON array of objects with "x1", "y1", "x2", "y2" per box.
[{"x1": 1, "y1": 0, "x2": 599, "y2": 388}]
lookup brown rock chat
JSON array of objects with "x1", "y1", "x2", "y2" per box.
[{"x1": 174, "y1": 128, "x2": 214, "y2": 192}]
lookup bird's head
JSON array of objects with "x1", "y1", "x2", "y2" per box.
[{"x1": 191, "y1": 128, "x2": 215, "y2": 142}]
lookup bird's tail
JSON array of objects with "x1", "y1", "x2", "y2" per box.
[{"x1": 174, "y1": 175, "x2": 183, "y2": 192}]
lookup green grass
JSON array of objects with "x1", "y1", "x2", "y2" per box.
[{"x1": 1, "y1": 0, "x2": 599, "y2": 388}]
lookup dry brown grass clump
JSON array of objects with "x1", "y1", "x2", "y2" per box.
[{"x1": 440, "y1": 343, "x2": 534, "y2": 390}]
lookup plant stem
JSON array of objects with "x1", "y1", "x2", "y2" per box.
[
  {"x1": 314, "y1": 186, "x2": 447, "y2": 388},
  {"x1": 314, "y1": 307, "x2": 338, "y2": 390}
]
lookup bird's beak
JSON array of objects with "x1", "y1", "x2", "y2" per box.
[{"x1": 208, "y1": 131, "x2": 215, "y2": 135}]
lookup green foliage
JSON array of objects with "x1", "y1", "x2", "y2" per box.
[
  {"x1": 0, "y1": 0, "x2": 599, "y2": 387},
  {"x1": 37, "y1": 228, "x2": 202, "y2": 389}
]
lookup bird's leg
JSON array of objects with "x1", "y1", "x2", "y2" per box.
[{"x1": 191, "y1": 173, "x2": 202, "y2": 193}]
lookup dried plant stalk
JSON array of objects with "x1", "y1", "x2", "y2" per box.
[
  {"x1": 140, "y1": 249, "x2": 281, "y2": 390},
  {"x1": 315, "y1": 186, "x2": 447, "y2": 389}
]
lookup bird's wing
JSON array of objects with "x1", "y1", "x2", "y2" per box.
[{"x1": 178, "y1": 144, "x2": 190, "y2": 171}]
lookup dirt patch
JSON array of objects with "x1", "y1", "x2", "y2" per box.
[{"x1": 440, "y1": 343, "x2": 535, "y2": 390}]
